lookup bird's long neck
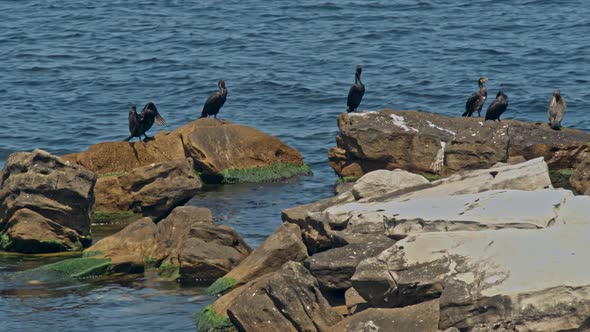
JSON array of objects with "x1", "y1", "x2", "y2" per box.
[
  {"x1": 480, "y1": 84, "x2": 487, "y2": 96},
  {"x1": 355, "y1": 72, "x2": 362, "y2": 85},
  {"x1": 220, "y1": 86, "x2": 227, "y2": 97}
]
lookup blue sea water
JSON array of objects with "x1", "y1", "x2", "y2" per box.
[{"x1": 1, "y1": 0, "x2": 589, "y2": 330}]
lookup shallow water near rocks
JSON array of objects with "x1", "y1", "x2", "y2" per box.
[{"x1": 1, "y1": 0, "x2": 590, "y2": 330}]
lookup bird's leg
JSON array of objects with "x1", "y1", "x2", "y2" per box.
[
  {"x1": 139, "y1": 137, "x2": 146, "y2": 146},
  {"x1": 214, "y1": 114, "x2": 217, "y2": 119}
]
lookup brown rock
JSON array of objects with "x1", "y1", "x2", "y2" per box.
[
  {"x1": 87, "y1": 217, "x2": 157, "y2": 272},
  {"x1": 345, "y1": 287, "x2": 368, "y2": 315},
  {"x1": 327, "y1": 300, "x2": 440, "y2": 332},
  {"x1": 86, "y1": 206, "x2": 251, "y2": 281},
  {"x1": 63, "y1": 131, "x2": 186, "y2": 174},
  {"x1": 329, "y1": 110, "x2": 590, "y2": 178},
  {"x1": 208, "y1": 222, "x2": 308, "y2": 295},
  {"x1": 0, "y1": 149, "x2": 96, "y2": 253},
  {"x1": 226, "y1": 261, "x2": 343, "y2": 331},
  {"x1": 94, "y1": 158, "x2": 202, "y2": 219},
  {"x1": 177, "y1": 118, "x2": 305, "y2": 174},
  {"x1": 571, "y1": 156, "x2": 590, "y2": 194}
]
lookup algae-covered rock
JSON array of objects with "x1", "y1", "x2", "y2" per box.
[
  {"x1": 64, "y1": 118, "x2": 310, "y2": 183},
  {"x1": 0, "y1": 149, "x2": 96, "y2": 253},
  {"x1": 15, "y1": 256, "x2": 112, "y2": 282}
]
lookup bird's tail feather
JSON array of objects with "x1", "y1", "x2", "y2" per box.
[
  {"x1": 346, "y1": 106, "x2": 352, "y2": 113},
  {"x1": 123, "y1": 136, "x2": 132, "y2": 142},
  {"x1": 155, "y1": 113, "x2": 166, "y2": 125},
  {"x1": 200, "y1": 112, "x2": 207, "y2": 118},
  {"x1": 462, "y1": 110, "x2": 471, "y2": 117}
]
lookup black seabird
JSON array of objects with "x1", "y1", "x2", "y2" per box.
[
  {"x1": 124, "y1": 102, "x2": 166, "y2": 144},
  {"x1": 200, "y1": 80, "x2": 227, "y2": 119},
  {"x1": 484, "y1": 91, "x2": 509, "y2": 121},
  {"x1": 462, "y1": 77, "x2": 488, "y2": 117},
  {"x1": 346, "y1": 65, "x2": 365, "y2": 112},
  {"x1": 548, "y1": 90, "x2": 566, "y2": 130}
]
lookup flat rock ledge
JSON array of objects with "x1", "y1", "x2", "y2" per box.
[
  {"x1": 0, "y1": 149, "x2": 96, "y2": 253},
  {"x1": 328, "y1": 109, "x2": 590, "y2": 179}
]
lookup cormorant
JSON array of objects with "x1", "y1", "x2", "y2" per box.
[
  {"x1": 484, "y1": 91, "x2": 509, "y2": 121},
  {"x1": 548, "y1": 90, "x2": 566, "y2": 130},
  {"x1": 347, "y1": 65, "x2": 365, "y2": 112},
  {"x1": 462, "y1": 77, "x2": 488, "y2": 117},
  {"x1": 200, "y1": 80, "x2": 227, "y2": 119},
  {"x1": 124, "y1": 102, "x2": 166, "y2": 144}
]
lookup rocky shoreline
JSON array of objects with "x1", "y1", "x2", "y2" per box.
[{"x1": 3, "y1": 110, "x2": 590, "y2": 331}]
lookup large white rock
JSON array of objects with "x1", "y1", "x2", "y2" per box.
[
  {"x1": 352, "y1": 169, "x2": 429, "y2": 200},
  {"x1": 325, "y1": 189, "x2": 574, "y2": 236},
  {"x1": 352, "y1": 225, "x2": 590, "y2": 331}
]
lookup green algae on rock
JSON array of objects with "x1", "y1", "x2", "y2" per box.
[
  {"x1": 195, "y1": 305, "x2": 235, "y2": 332},
  {"x1": 18, "y1": 257, "x2": 112, "y2": 280},
  {"x1": 219, "y1": 162, "x2": 312, "y2": 184},
  {"x1": 206, "y1": 277, "x2": 237, "y2": 296},
  {"x1": 91, "y1": 210, "x2": 143, "y2": 225}
]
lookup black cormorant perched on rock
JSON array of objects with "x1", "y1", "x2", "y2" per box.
[
  {"x1": 347, "y1": 65, "x2": 365, "y2": 112},
  {"x1": 548, "y1": 90, "x2": 566, "y2": 130},
  {"x1": 462, "y1": 77, "x2": 488, "y2": 117},
  {"x1": 124, "y1": 102, "x2": 166, "y2": 144},
  {"x1": 200, "y1": 80, "x2": 227, "y2": 119},
  {"x1": 484, "y1": 91, "x2": 509, "y2": 121}
]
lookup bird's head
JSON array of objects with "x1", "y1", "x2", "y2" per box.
[
  {"x1": 356, "y1": 65, "x2": 362, "y2": 75},
  {"x1": 497, "y1": 90, "x2": 507, "y2": 99},
  {"x1": 552, "y1": 90, "x2": 561, "y2": 97},
  {"x1": 218, "y1": 80, "x2": 226, "y2": 89},
  {"x1": 130, "y1": 105, "x2": 137, "y2": 112},
  {"x1": 479, "y1": 77, "x2": 488, "y2": 84}
]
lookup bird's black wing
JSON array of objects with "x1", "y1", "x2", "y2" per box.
[
  {"x1": 202, "y1": 92, "x2": 221, "y2": 116},
  {"x1": 465, "y1": 92, "x2": 485, "y2": 115},
  {"x1": 142, "y1": 102, "x2": 166, "y2": 125},
  {"x1": 347, "y1": 84, "x2": 364, "y2": 111},
  {"x1": 485, "y1": 100, "x2": 507, "y2": 120},
  {"x1": 128, "y1": 107, "x2": 141, "y2": 135}
]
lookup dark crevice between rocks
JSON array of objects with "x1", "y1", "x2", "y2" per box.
[{"x1": 549, "y1": 169, "x2": 577, "y2": 193}]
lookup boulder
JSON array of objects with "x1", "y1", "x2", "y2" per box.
[
  {"x1": 329, "y1": 110, "x2": 590, "y2": 177},
  {"x1": 304, "y1": 239, "x2": 395, "y2": 291},
  {"x1": 176, "y1": 119, "x2": 306, "y2": 178},
  {"x1": 226, "y1": 261, "x2": 343, "y2": 331},
  {"x1": 327, "y1": 300, "x2": 440, "y2": 332},
  {"x1": 207, "y1": 222, "x2": 308, "y2": 295},
  {"x1": 570, "y1": 156, "x2": 590, "y2": 194},
  {"x1": 353, "y1": 225, "x2": 590, "y2": 331},
  {"x1": 64, "y1": 118, "x2": 309, "y2": 183},
  {"x1": 0, "y1": 149, "x2": 96, "y2": 253},
  {"x1": 94, "y1": 158, "x2": 202, "y2": 219},
  {"x1": 85, "y1": 206, "x2": 251, "y2": 281},
  {"x1": 351, "y1": 169, "x2": 429, "y2": 200}
]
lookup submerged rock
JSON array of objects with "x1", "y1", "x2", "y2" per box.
[
  {"x1": 94, "y1": 158, "x2": 202, "y2": 220},
  {"x1": 0, "y1": 149, "x2": 96, "y2": 253},
  {"x1": 329, "y1": 110, "x2": 590, "y2": 177},
  {"x1": 64, "y1": 118, "x2": 310, "y2": 183},
  {"x1": 84, "y1": 206, "x2": 251, "y2": 282}
]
